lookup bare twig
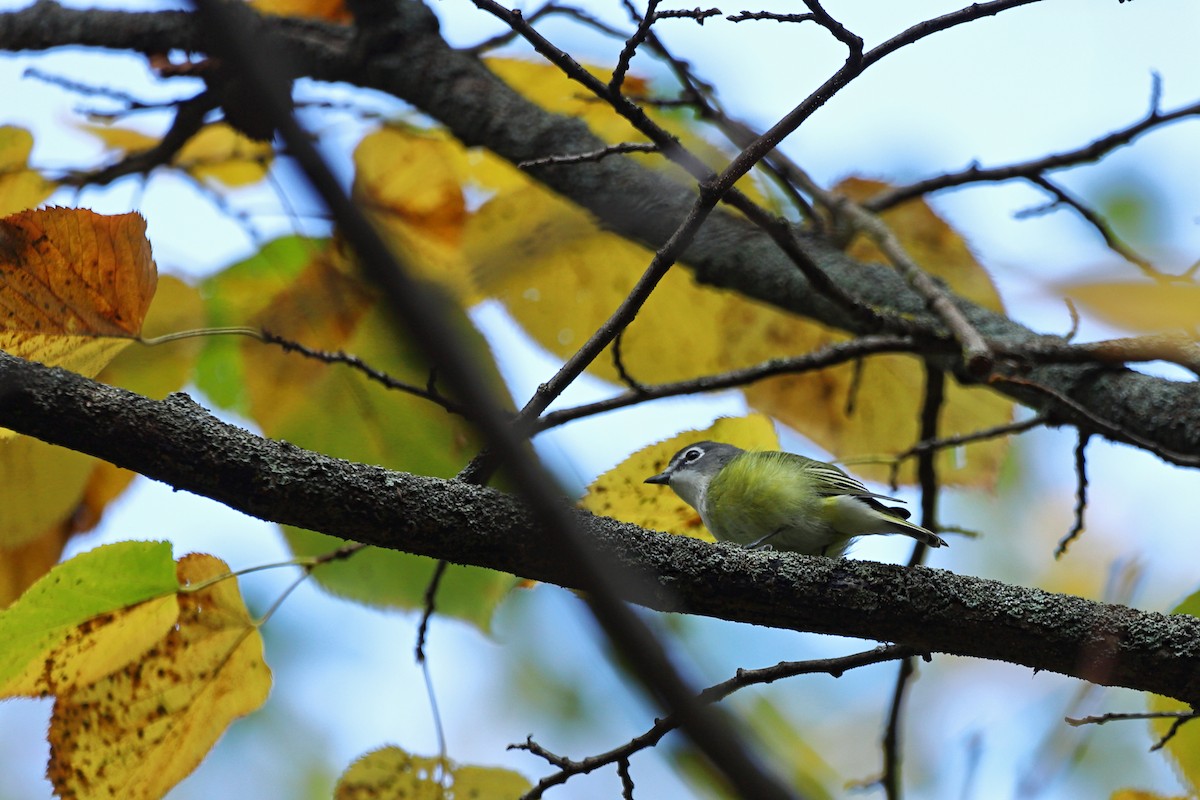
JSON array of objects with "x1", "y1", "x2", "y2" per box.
[
  {"x1": 534, "y1": 334, "x2": 927, "y2": 433},
  {"x1": 1026, "y1": 175, "x2": 1162, "y2": 280},
  {"x1": 415, "y1": 560, "x2": 450, "y2": 663},
  {"x1": 1055, "y1": 431, "x2": 1091, "y2": 558},
  {"x1": 611, "y1": 0, "x2": 661, "y2": 95},
  {"x1": 61, "y1": 91, "x2": 216, "y2": 186},
  {"x1": 881, "y1": 656, "x2": 916, "y2": 800},
  {"x1": 728, "y1": 11, "x2": 816, "y2": 23},
  {"x1": 515, "y1": 645, "x2": 918, "y2": 798},
  {"x1": 909, "y1": 364, "x2": 945, "y2": 567},
  {"x1": 467, "y1": 2, "x2": 629, "y2": 54},
  {"x1": 828, "y1": 189, "x2": 994, "y2": 372},
  {"x1": 999, "y1": 333, "x2": 1200, "y2": 377},
  {"x1": 894, "y1": 412, "x2": 1049, "y2": 466},
  {"x1": 24, "y1": 66, "x2": 173, "y2": 114},
  {"x1": 517, "y1": 142, "x2": 658, "y2": 168},
  {"x1": 866, "y1": 79, "x2": 1200, "y2": 212},
  {"x1": 258, "y1": 330, "x2": 471, "y2": 416},
  {"x1": 993, "y1": 373, "x2": 1200, "y2": 468},
  {"x1": 611, "y1": 330, "x2": 648, "y2": 393},
  {"x1": 1066, "y1": 709, "x2": 1199, "y2": 751},
  {"x1": 881, "y1": 364, "x2": 945, "y2": 799},
  {"x1": 617, "y1": 758, "x2": 635, "y2": 799}
]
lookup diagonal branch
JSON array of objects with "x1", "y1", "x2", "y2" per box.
[{"x1": 2, "y1": 4, "x2": 1200, "y2": 460}]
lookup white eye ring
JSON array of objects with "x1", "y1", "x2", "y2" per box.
[{"x1": 683, "y1": 448, "x2": 703, "y2": 462}]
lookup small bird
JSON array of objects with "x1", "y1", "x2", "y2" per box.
[{"x1": 644, "y1": 441, "x2": 946, "y2": 557}]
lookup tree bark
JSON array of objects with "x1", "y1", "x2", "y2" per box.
[{"x1": 2, "y1": 351, "x2": 1199, "y2": 706}]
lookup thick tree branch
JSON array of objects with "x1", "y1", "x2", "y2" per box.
[
  {"x1": 2, "y1": 351, "x2": 1200, "y2": 706},
  {"x1": 2, "y1": 1, "x2": 1200, "y2": 463}
]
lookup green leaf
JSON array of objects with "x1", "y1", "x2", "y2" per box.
[
  {"x1": 284, "y1": 528, "x2": 516, "y2": 631},
  {"x1": 0, "y1": 541, "x2": 177, "y2": 689},
  {"x1": 197, "y1": 235, "x2": 321, "y2": 412}
]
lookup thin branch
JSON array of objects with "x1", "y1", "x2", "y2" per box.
[
  {"x1": 992, "y1": 373, "x2": 1200, "y2": 468},
  {"x1": 61, "y1": 91, "x2": 216, "y2": 186},
  {"x1": 997, "y1": 333, "x2": 1200, "y2": 376},
  {"x1": 881, "y1": 364, "x2": 945, "y2": 799},
  {"x1": 727, "y1": 11, "x2": 816, "y2": 24},
  {"x1": 866, "y1": 79, "x2": 1200, "y2": 212},
  {"x1": 516, "y1": 645, "x2": 918, "y2": 798},
  {"x1": 1066, "y1": 709, "x2": 1200, "y2": 752},
  {"x1": 881, "y1": 656, "x2": 915, "y2": 800},
  {"x1": 23, "y1": 66, "x2": 176, "y2": 114},
  {"x1": 415, "y1": 560, "x2": 450, "y2": 663},
  {"x1": 466, "y1": 2, "x2": 630, "y2": 55},
  {"x1": 893, "y1": 412, "x2": 1049, "y2": 468},
  {"x1": 910, "y1": 364, "x2": 945, "y2": 567},
  {"x1": 534, "y1": 334, "x2": 927, "y2": 433},
  {"x1": 611, "y1": 330, "x2": 648, "y2": 394},
  {"x1": 1055, "y1": 431, "x2": 1091, "y2": 558},
  {"x1": 517, "y1": 141, "x2": 658, "y2": 168},
  {"x1": 617, "y1": 758, "x2": 635, "y2": 800},
  {"x1": 258, "y1": 330, "x2": 471, "y2": 415},
  {"x1": 826, "y1": 189, "x2": 994, "y2": 372},
  {"x1": 1026, "y1": 175, "x2": 1162, "y2": 281},
  {"x1": 611, "y1": 0, "x2": 661, "y2": 95},
  {"x1": 459, "y1": 186, "x2": 733, "y2": 485}
]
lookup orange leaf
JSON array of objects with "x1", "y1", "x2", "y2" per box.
[
  {"x1": 0, "y1": 207, "x2": 157, "y2": 380},
  {"x1": 252, "y1": 0, "x2": 350, "y2": 21}
]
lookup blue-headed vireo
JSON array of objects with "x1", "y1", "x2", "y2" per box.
[{"x1": 644, "y1": 441, "x2": 946, "y2": 557}]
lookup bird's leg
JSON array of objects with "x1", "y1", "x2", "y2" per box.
[{"x1": 746, "y1": 528, "x2": 785, "y2": 550}]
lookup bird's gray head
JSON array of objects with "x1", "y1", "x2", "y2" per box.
[{"x1": 644, "y1": 441, "x2": 744, "y2": 508}]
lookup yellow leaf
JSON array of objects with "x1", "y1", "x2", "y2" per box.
[
  {"x1": 3, "y1": 593, "x2": 178, "y2": 697},
  {"x1": 464, "y1": 183, "x2": 727, "y2": 384},
  {"x1": 0, "y1": 436, "x2": 95, "y2": 549},
  {"x1": 739, "y1": 178, "x2": 1012, "y2": 486},
  {"x1": 252, "y1": 0, "x2": 350, "y2": 21},
  {"x1": 487, "y1": 58, "x2": 648, "y2": 147},
  {"x1": 353, "y1": 126, "x2": 472, "y2": 299},
  {"x1": 78, "y1": 121, "x2": 274, "y2": 188},
  {"x1": 1110, "y1": 791, "x2": 1188, "y2": 800},
  {"x1": 1063, "y1": 280, "x2": 1200, "y2": 334},
  {"x1": 840, "y1": 177, "x2": 1003, "y2": 313},
  {"x1": 0, "y1": 523, "x2": 72, "y2": 608},
  {"x1": 0, "y1": 207, "x2": 157, "y2": 386},
  {"x1": 76, "y1": 120, "x2": 160, "y2": 155},
  {"x1": 335, "y1": 747, "x2": 530, "y2": 800},
  {"x1": 46, "y1": 554, "x2": 271, "y2": 800},
  {"x1": 0, "y1": 126, "x2": 55, "y2": 216},
  {"x1": 484, "y1": 59, "x2": 773, "y2": 204},
  {"x1": 584, "y1": 414, "x2": 778, "y2": 538},
  {"x1": 451, "y1": 765, "x2": 534, "y2": 799},
  {"x1": 176, "y1": 123, "x2": 274, "y2": 188}
]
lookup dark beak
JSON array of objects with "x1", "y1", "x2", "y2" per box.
[{"x1": 644, "y1": 470, "x2": 670, "y2": 485}]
